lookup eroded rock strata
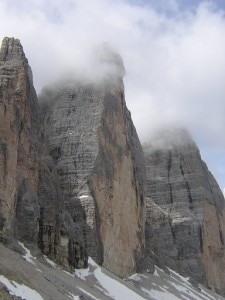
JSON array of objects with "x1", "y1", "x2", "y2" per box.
[
  {"x1": 0, "y1": 37, "x2": 40, "y2": 241},
  {"x1": 1, "y1": 37, "x2": 225, "y2": 295},
  {"x1": 40, "y1": 47, "x2": 146, "y2": 276},
  {"x1": 0, "y1": 37, "x2": 61, "y2": 257},
  {"x1": 144, "y1": 128, "x2": 225, "y2": 294}
]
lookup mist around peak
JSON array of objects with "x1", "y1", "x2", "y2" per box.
[
  {"x1": 37, "y1": 42, "x2": 125, "y2": 101},
  {"x1": 0, "y1": 0, "x2": 224, "y2": 189},
  {"x1": 142, "y1": 125, "x2": 198, "y2": 154}
]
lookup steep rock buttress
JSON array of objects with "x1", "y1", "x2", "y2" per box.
[
  {"x1": 144, "y1": 128, "x2": 225, "y2": 294},
  {"x1": 0, "y1": 37, "x2": 40, "y2": 241},
  {"x1": 0, "y1": 38, "x2": 146, "y2": 277},
  {"x1": 40, "y1": 45, "x2": 146, "y2": 277},
  {"x1": 0, "y1": 37, "x2": 61, "y2": 256}
]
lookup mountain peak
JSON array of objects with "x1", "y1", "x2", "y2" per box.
[
  {"x1": 0, "y1": 37, "x2": 27, "y2": 63},
  {"x1": 92, "y1": 43, "x2": 125, "y2": 79}
]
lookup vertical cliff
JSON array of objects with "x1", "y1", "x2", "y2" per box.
[
  {"x1": 40, "y1": 45, "x2": 146, "y2": 276},
  {"x1": 0, "y1": 38, "x2": 145, "y2": 277},
  {"x1": 2, "y1": 36, "x2": 225, "y2": 295},
  {"x1": 144, "y1": 128, "x2": 225, "y2": 294},
  {"x1": 0, "y1": 37, "x2": 61, "y2": 258},
  {"x1": 0, "y1": 37, "x2": 40, "y2": 241}
]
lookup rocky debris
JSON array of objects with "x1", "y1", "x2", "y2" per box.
[
  {"x1": 40, "y1": 45, "x2": 146, "y2": 277},
  {"x1": 0, "y1": 241, "x2": 224, "y2": 300},
  {"x1": 144, "y1": 127, "x2": 225, "y2": 295}
]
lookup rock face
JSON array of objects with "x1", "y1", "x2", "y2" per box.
[
  {"x1": 0, "y1": 37, "x2": 40, "y2": 241},
  {"x1": 0, "y1": 37, "x2": 146, "y2": 277},
  {"x1": 0, "y1": 37, "x2": 61, "y2": 257},
  {"x1": 40, "y1": 49, "x2": 145, "y2": 277},
  {"x1": 40, "y1": 46, "x2": 146, "y2": 277},
  {"x1": 1, "y1": 37, "x2": 225, "y2": 295},
  {"x1": 144, "y1": 128, "x2": 225, "y2": 294},
  {"x1": 0, "y1": 38, "x2": 146, "y2": 276}
]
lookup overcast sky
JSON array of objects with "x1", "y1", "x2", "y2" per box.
[{"x1": 0, "y1": 0, "x2": 224, "y2": 191}]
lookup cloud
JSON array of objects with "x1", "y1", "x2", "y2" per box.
[{"x1": 0, "y1": 0, "x2": 224, "y2": 188}]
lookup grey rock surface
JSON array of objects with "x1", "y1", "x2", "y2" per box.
[
  {"x1": 1, "y1": 37, "x2": 225, "y2": 296},
  {"x1": 0, "y1": 37, "x2": 40, "y2": 241},
  {"x1": 0, "y1": 37, "x2": 146, "y2": 278},
  {"x1": 144, "y1": 127, "x2": 225, "y2": 295},
  {"x1": 40, "y1": 48, "x2": 146, "y2": 276},
  {"x1": 0, "y1": 241, "x2": 224, "y2": 300},
  {"x1": 0, "y1": 37, "x2": 61, "y2": 258}
]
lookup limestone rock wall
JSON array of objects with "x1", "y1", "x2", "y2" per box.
[
  {"x1": 0, "y1": 37, "x2": 40, "y2": 241},
  {"x1": 2, "y1": 36, "x2": 225, "y2": 295},
  {"x1": 89, "y1": 79, "x2": 146, "y2": 277},
  {"x1": 40, "y1": 82, "x2": 106, "y2": 268},
  {"x1": 0, "y1": 37, "x2": 61, "y2": 258},
  {"x1": 0, "y1": 37, "x2": 146, "y2": 277},
  {"x1": 144, "y1": 128, "x2": 225, "y2": 294},
  {"x1": 41, "y1": 49, "x2": 146, "y2": 276}
]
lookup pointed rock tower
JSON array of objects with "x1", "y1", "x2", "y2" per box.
[
  {"x1": 40, "y1": 44, "x2": 146, "y2": 277},
  {"x1": 0, "y1": 38, "x2": 146, "y2": 276},
  {"x1": 144, "y1": 128, "x2": 225, "y2": 294},
  {"x1": 0, "y1": 38, "x2": 61, "y2": 254},
  {"x1": 0, "y1": 37, "x2": 40, "y2": 241}
]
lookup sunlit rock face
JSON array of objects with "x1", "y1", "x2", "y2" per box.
[
  {"x1": 144, "y1": 128, "x2": 225, "y2": 295},
  {"x1": 40, "y1": 45, "x2": 146, "y2": 277},
  {"x1": 1, "y1": 36, "x2": 225, "y2": 296},
  {"x1": 0, "y1": 37, "x2": 61, "y2": 257},
  {"x1": 0, "y1": 37, "x2": 40, "y2": 241},
  {"x1": 0, "y1": 37, "x2": 146, "y2": 277}
]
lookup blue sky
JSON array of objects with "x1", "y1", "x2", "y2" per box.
[{"x1": 0, "y1": 0, "x2": 224, "y2": 193}]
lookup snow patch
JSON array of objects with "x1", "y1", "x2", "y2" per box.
[
  {"x1": 88, "y1": 257, "x2": 99, "y2": 267},
  {"x1": 154, "y1": 266, "x2": 164, "y2": 277},
  {"x1": 75, "y1": 267, "x2": 91, "y2": 280},
  {"x1": 36, "y1": 269, "x2": 43, "y2": 273},
  {"x1": 127, "y1": 265, "x2": 225, "y2": 300},
  {"x1": 79, "y1": 195, "x2": 89, "y2": 199},
  {"x1": 0, "y1": 275, "x2": 43, "y2": 300},
  {"x1": 141, "y1": 286, "x2": 182, "y2": 300},
  {"x1": 200, "y1": 286, "x2": 223, "y2": 300},
  {"x1": 78, "y1": 287, "x2": 100, "y2": 300},
  {"x1": 68, "y1": 292, "x2": 80, "y2": 299},
  {"x1": 128, "y1": 273, "x2": 142, "y2": 281},
  {"x1": 44, "y1": 255, "x2": 57, "y2": 268},
  {"x1": 63, "y1": 270, "x2": 74, "y2": 277},
  {"x1": 92, "y1": 264, "x2": 145, "y2": 300},
  {"x1": 18, "y1": 242, "x2": 36, "y2": 265},
  {"x1": 168, "y1": 268, "x2": 190, "y2": 283}
]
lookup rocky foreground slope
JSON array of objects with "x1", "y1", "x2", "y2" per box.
[
  {"x1": 0, "y1": 37, "x2": 225, "y2": 298},
  {"x1": 0, "y1": 241, "x2": 224, "y2": 300},
  {"x1": 144, "y1": 128, "x2": 225, "y2": 295}
]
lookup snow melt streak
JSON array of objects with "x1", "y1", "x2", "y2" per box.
[{"x1": 0, "y1": 275, "x2": 43, "y2": 300}]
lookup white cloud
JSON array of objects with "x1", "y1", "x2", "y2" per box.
[{"x1": 0, "y1": 0, "x2": 224, "y2": 187}]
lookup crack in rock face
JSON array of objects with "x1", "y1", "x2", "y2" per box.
[{"x1": 144, "y1": 128, "x2": 225, "y2": 295}]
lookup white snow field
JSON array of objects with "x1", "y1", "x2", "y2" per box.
[{"x1": 0, "y1": 275, "x2": 44, "y2": 300}]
